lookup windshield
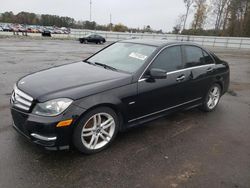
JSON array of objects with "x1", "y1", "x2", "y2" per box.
[{"x1": 87, "y1": 42, "x2": 156, "y2": 73}]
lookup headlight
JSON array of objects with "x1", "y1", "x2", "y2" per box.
[{"x1": 32, "y1": 98, "x2": 73, "y2": 116}]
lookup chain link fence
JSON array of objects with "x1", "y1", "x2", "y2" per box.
[
  {"x1": 1, "y1": 28, "x2": 250, "y2": 49},
  {"x1": 69, "y1": 29, "x2": 250, "y2": 49}
]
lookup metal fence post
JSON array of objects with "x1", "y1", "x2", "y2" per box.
[
  {"x1": 202, "y1": 36, "x2": 205, "y2": 46},
  {"x1": 213, "y1": 37, "x2": 216, "y2": 47},
  {"x1": 226, "y1": 38, "x2": 229, "y2": 48},
  {"x1": 239, "y1": 38, "x2": 243, "y2": 49}
]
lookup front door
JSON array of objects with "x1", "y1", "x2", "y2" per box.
[{"x1": 129, "y1": 45, "x2": 194, "y2": 120}]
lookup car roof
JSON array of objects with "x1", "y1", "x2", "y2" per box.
[{"x1": 120, "y1": 39, "x2": 198, "y2": 48}]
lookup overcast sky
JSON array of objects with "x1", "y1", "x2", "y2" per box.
[{"x1": 0, "y1": 0, "x2": 194, "y2": 32}]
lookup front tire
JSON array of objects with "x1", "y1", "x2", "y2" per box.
[
  {"x1": 73, "y1": 107, "x2": 119, "y2": 154},
  {"x1": 200, "y1": 83, "x2": 221, "y2": 112}
]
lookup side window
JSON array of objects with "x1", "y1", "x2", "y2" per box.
[
  {"x1": 150, "y1": 46, "x2": 183, "y2": 72},
  {"x1": 202, "y1": 50, "x2": 214, "y2": 64},
  {"x1": 184, "y1": 46, "x2": 205, "y2": 67}
]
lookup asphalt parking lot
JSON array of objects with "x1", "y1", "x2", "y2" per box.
[{"x1": 0, "y1": 38, "x2": 250, "y2": 188}]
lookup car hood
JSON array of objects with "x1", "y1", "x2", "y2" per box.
[{"x1": 17, "y1": 62, "x2": 132, "y2": 102}]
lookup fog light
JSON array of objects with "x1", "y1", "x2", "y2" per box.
[{"x1": 56, "y1": 119, "x2": 73, "y2": 127}]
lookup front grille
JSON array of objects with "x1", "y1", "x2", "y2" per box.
[{"x1": 11, "y1": 85, "x2": 34, "y2": 111}]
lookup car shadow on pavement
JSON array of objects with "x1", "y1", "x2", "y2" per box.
[{"x1": 13, "y1": 107, "x2": 203, "y2": 162}]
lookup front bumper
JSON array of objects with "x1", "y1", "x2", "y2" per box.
[{"x1": 11, "y1": 105, "x2": 85, "y2": 150}]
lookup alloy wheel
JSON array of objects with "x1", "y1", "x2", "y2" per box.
[
  {"x1": 207, "y1": 85, "x2": 220, "y2": 109},
  {"x1": 80, "y1": 113, "x2": 115, "y2": 150}
]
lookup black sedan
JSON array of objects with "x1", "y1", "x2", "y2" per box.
[
  {"x1": 41, "y1": 30, "x2": 52, "y2": 37},
  {"x1": 79, "y1": 34, "x2": 106, "y2": 44},
  {"x1": 10, "y1": 39, "x2": 230, "y2": 154}
]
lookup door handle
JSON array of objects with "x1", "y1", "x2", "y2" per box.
[
  {"x1": 176, "y1": 75, "x2": 185, "y2": 82},
  {"x1": 206, "y1": 67, "x2": 213, "y2": 72}
]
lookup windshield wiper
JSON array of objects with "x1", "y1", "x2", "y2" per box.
[
  {"x1": 94, "y1": 62, "x2": 117, "y2": 71},
  {"x1": 83, "y1": 60, "x2": 118, "y2": 71},
  {"x1": 83, "y1": 60, "x2": 95, "y2": 65}
]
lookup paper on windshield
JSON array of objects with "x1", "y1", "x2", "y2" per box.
[{"x1": 129, "y1": 52, "x2": 148, "y2": 61}]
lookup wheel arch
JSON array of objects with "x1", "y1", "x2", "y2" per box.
[
  {"x1": 74, "y1": 103, "x2": 125, "y2": 132},
  {"x1": 214, "y1": 81, "x2": 223, "y2": 92},
  {"x1": 213, "y1": 76, "x2": 225, "y2": 93}
]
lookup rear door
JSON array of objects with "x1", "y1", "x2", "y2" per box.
[
  {"x1": 93, "y1": 35, "x2": 99, "y2": 43},
  {"x1": 182, "y1": 45, "x2": 215, "y2": 100},
  {"x1": 88, "y1": 35, "x2": 95, "y2": 42}
]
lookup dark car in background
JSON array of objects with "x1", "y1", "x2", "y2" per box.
[
  {"x1": 10, "y1": 39, "x2": 230, "y2": 154},
  {"x1": 41, "y1": 29, "x2": 52, "y2": 37},
  {"x1": 79, "y1": 34, "x2": 106, "y2": 44}
]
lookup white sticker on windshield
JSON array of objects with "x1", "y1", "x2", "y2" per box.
[{"x1": 129, "y1": 52, "x2": 148, "y2": 61}]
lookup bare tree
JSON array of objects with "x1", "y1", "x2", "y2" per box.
[
  {"x1": 192, "y1": 0, "x2": 208, "y2": 29},
  {"x1": 177, "y1": 0, "x2": 250, "y2": 36},
  {"x1": 183, "y1": 0, "x2": 194, "y2": 30},
  {"x1": 173, "y1": 14, "x2": 186, "y2": 33},
  {"x1": 229, "y1": 0, "x2": 249, "y2": 36},
  {"x1": 211, "y1": 0, "x2": 230, "y2": 30},
  {"x1": 221, "y1": 0, "x2": 231, "y2": 32},
  {"x1": 242, "y1": 0, "x2": 250, "y2": 36}
]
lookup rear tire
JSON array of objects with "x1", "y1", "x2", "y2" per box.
[
  {"x1": 200, "y1": 83, "x2": 221, "y2": 112},
  {"x1": 79, "y1": 39, "x2": 83, "y2": 44},
  {"x1": 73, "y1": 107, "x2": 119, "y2": 154}
]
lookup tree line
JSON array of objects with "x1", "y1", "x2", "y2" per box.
[
  {"x1": 174, "y1": 0, "x2": 250, "y2": 37},
  {"x1": 0, "y1": 11, "x2": 163, "y2": 33},
  {"x1": 1, "y1": 1, "x2": 250, "y2": 37},
  {"x1": 0, "y1": 11, "x2": 75, "y2": 28}
]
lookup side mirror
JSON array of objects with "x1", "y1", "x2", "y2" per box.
[{"x1": 149, "y1": 68, "x2": 167, "y2": 79}]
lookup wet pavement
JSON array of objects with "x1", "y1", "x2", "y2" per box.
[{"x1": 0, "y1": 38, "x2": 250, "y2": 188}]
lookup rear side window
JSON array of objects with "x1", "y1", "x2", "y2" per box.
[
  {"x1": 150, "y1": 46, "x2": 183, "y2": 72},
  {"x1": 203, "y1": 51, "x2": 214, "y2": 64},
  {"x1": 184, "y1": 46, "x2": 205, "y2": 67}
]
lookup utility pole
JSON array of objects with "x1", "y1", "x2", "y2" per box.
[{"x1": 90, "y1": 0, "x2": 92, "y2": 21}]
